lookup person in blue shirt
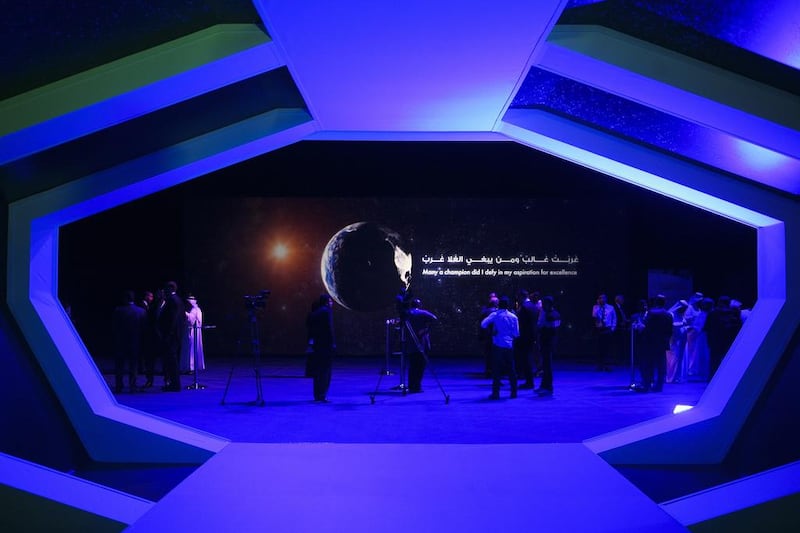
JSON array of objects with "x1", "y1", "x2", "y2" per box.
[{"x1": 481, "y1": 296, "x2": 520, "y2": 400}]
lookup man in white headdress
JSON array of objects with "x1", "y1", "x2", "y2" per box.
[
  {"x1": 682, "y1": 292, "x2": 705, "y2": 379},
  {"x1": 181, "y1": 295, "x2": 205, "y2": 373}
]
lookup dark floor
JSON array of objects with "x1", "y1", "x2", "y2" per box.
[{"x1": 111, "y1": 354, "x2": 707, "y2": 445}]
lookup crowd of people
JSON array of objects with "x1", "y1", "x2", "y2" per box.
[
  {"x1": 303, "y1": 287, "x2": 561, "y2": 403},
  {"x1": 479, "y1": 290, "x2": 562, "y2": 399},
  {"x1": 109, "y1": 281, "x2": 743, "y2": 402},
  {"x1": 110, "y1": 281, "x2": 205, "y2": 394},
  {"x1": 473, "y1": 287, "x2": 744, "y2": 400},
  {"x1": 609, "y1": 291, "x2": 747, "y2": 393}
]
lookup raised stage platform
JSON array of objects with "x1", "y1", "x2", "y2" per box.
[
  {"x1": 126, "y1": 442, "x2": 688, "y2": 532},
  {"x1": 52, "y1": 355, "x2": 711, "y2": 530}
]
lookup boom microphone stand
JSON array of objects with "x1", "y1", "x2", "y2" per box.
[{"x1": 383, "y1": 318, "x2": 397, "y2": 378}]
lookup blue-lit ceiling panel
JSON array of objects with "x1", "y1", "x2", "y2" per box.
[
  {"x1": 628, "y1": 0, "x2": 800, "y2": 69},
  {"x1": 561, "y1": 0, "x2": 800, "y2": 88},
  {"x1": 510, "y1": 68, "x2": 800, "y2": 194},
  {"x1": 0, "y1": 1, "x2": 262, "y2": 100}
]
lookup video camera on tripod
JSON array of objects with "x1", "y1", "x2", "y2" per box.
[
  {"x1": 223, "y1": 289, "x2": 271, "y2": 407},
  {"x1": 243, "y1": 290, "x2": 271, "y2": 310},
  {"x1": 369, "y1": 286, "x2": 450, "y2": 404}
]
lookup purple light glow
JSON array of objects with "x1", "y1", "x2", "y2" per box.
[
  {"x1": 731, "y1": 138, "x2": 797, "y2": 171},
  {"x1": 698, "y1": 132, "x2": 800, "y2": 194},
  {"x1": 741, "y1": 2, "x2": 800, "y2": 68}
]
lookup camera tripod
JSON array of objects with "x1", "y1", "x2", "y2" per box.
[
  {"x1": 370, "y1": 316, "x2": 450, "y2": 404},
  {"x1": 221, "y1": 306, "x2": 265, "y2": 406}
]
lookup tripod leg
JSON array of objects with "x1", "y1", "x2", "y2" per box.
[
  {"x1": 251, "y1": 317, "x2": 265, "y2": 407},
  {"x1": 630, "y1": 328, "x2": 636, "y2": 388},
  {"x1": 399, "y1": 328, "x2": 407, "y2": 394},
  {"x1": 370, "y1": 366, "x2": 387, "y2": 404},
  {"x1": 384, "y1": 321, "x2": 391, "y2": 375},
  {"x1": 400, "y1": 351, "x2": 408, "y2": 395},
  {"x1": 254, "y1": 365, "x2": 264, "y2": 406},
  {"x1": 421, "y1": 350, "x2": 450, "y2": 404},
  {"x1": 221, "y1": 362, "x2": 235, "y2": 405},
  {"x1": 404, "y1": 321, "x2": 448, "y2": 402}
]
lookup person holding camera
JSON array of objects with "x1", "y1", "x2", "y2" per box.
[{"x1": 405, "y1": 297, "x2": 438, "y2": 393}]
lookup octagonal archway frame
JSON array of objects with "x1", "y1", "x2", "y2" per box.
[
  {"x1": 7, "y1": 109, "x2": 315, "y2": 463},
  {"x1": 501, "y1": 109, "x2": 798, "y2": 464},
  {"x1": 8, "y1": 111, "x2": 798, "y2": 466}
]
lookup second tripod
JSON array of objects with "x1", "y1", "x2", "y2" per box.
[{"x1": 221, "y1": 290, "x2": 269, "y2": 406}]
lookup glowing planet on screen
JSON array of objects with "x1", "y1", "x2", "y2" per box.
[{"x1": 321, "y1": 222, "x2": 412, "y2": 312}]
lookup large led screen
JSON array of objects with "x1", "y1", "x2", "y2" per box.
[{"x1": 58, "y1": 142, "x2": 756, "y2": 362}]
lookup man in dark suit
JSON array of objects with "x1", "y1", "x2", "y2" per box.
[
  {"x1": 157, "y1": 281, "x2": 185, "y2": 392},
  {"x1": 515, "y1": 289, "x2": 539, "y2": 389},
  {"x1": 536, "y1": 295, "x2": 561, "y2": 395},
  {"x1": 111, "y1": 290, "x2": 147, "y2": 393},
  {"x1": 704, "y1": 295, "x2": 742, "y2": 380},
  {"x1": 306, "y1": 294, "x2": 336, "y2": 402},
  {"x1": 478, "y1": 292, "x2": 499, "y2": 377},
  {"x1": 635, "y1": 294, "x2": 674, "y2": 392},
  {"x1": 135, "y1": 290, "x2": 154, "y2": 381}
]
